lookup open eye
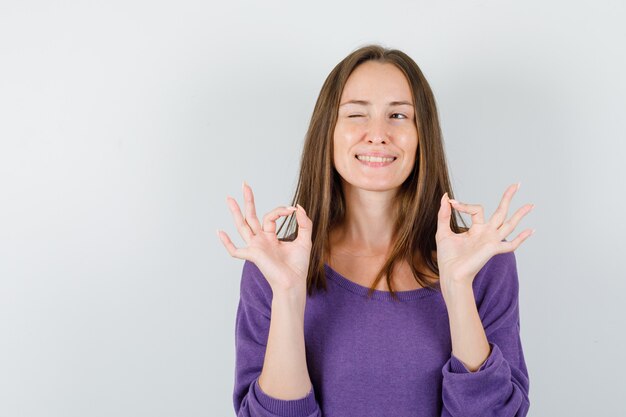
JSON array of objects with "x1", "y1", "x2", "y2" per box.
[{"x1": 391, "y1": 113, "x2": 407, "y2": 119}]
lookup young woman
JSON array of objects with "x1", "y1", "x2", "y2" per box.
[{"x1": 218, "y1": 44, "x2": 533, "y2": 417}]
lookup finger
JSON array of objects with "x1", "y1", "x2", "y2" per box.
[
  {"x1": 488, "y1": 182, "x2": 519, "y2": 227},
  {"x1": 243, "y1": 181, "x2": 262, "y2": 234},
  {"x1": 217, "y1": 229, "x2": 250, "y2": 260},
  {"x1": 436, "y1": 192, "x2": 453, "y2": 239},
  {"x1": 293, "y1": 203, "x2": 313, "y2": 243},
  {"x1": 497, "y1": 203, "x2": 535, "y2": 240},
  {"x1": 262, "y1": 206, "x2": 298, "y2": 234},
  {"x1": 495, "y1": 228, "x2": 535, "y2": 254},
  {"x1": 226, "y1": 195, "x2": 253, "y2": 243},
  {"x1": 447, "y1": 200, "x2": 485, "y2": 224}
]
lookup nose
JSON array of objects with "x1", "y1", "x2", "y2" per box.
[{"x1": 367, "y1": 115, "x2": 388, "y2": 143}]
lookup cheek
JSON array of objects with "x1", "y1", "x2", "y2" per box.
[
  {"x1": 335, "y1": 120, "x2": 362, "y2": 137},
  {"x1": 333, "y1": 125, "x2": 358, "y2": 153},
  {"x1": 397, "y1": 135, "x2": 418, "y2": 168},
  {"x1": 406, "y1": 144, "x2": 418, "y2": 166},
  {"x1": 333, "y1": 140, "x2": 351, "y2": 169},
  {"x1": 400, "y1": 131, "x2": 418, "y2": 152}
]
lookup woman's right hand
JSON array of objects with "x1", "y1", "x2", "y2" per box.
[{"x1": 217, "y1": 181, "x2": 313, "y2": 295}]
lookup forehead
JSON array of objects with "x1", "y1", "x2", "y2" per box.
[{"x1": 340, "y1": 61, "x2": 412, "y2": 102}]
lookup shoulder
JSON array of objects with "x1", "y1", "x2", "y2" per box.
[
  {"x1": 239, "y1": 260, "x2": 274, "y2": 314},
  {"x1": 481, "y1": 250, "x2": 517, "y2": 277},
  {"x1": 474, "y1": 250, "x2": 518, "y2": 297},
  {"x1": 473, "y1": 250, "x2": 521, "y2": 330}
]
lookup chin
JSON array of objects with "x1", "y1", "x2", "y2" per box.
[{"x1": 349, "y1": 181, "x2": 403, "y2": 192}]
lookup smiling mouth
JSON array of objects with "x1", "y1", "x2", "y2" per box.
[
  {"x1": 355, "y1": 155, "x2": 397, "y2": 163},
  {"x1": 355, "y1": 154, "x2": 397, "y2": 167}
]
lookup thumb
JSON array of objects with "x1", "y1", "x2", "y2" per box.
[
  {"x1": 437, "y1": 192, "x2": 452, "y2": 238},
  {"x1": 294, "y1": 204, "x2": 312, "y2": 243}
]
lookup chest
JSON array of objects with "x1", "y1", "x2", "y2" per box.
[
  {"x1": 303, "y1": 294, "x2": 452, "y2": 416},
  {"x1": 328, "y1": 257, "x2": 425, "y2": 291}
]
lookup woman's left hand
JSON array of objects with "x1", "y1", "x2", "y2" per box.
[{"x1": 435, "y1": 182, "x2": 535, "y2": 290}]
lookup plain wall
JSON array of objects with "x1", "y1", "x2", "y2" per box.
[{"x1": 1, "y1": 0, "x2": 625, "y2": 416}]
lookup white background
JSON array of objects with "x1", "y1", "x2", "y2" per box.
[{"x1": 1, "y1": 0, "x2": 624, "y2": 416}]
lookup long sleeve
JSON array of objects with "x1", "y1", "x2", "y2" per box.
[
  {"x1": 440, "y1": 251, "x2": 531, "y2": 417},
  {"x1": 233, "y1": 260, "x2": 323, "y2": 417}
]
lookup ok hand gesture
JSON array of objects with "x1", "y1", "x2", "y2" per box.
[
  {"x1": 217, "y1": 181, "x2": 313, "y2": 295},
  {"x1": 435, "y1": 182, "x2": 535, "y2": 290}
]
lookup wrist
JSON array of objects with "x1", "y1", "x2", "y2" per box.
[
  {"x1": 272, "y1": 287, "x2": 307, "y2": 312},
  {"x1": 440, "y1": 276, "x2": 473, "y2": 299}
]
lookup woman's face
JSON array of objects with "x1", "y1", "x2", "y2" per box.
[{"x1": 333, "y1": 61, "x2": 418, "y2": 193}]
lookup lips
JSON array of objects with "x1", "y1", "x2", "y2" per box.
[
  {"x1": 355, "y1": 152, "x2": 397, "y2": 158},
  {"x1": 354, "y1": 155, "x2": 397, "y2": 162},
  {"x1": 355, "y1": 155, "x2": 397, "y2": 167}
]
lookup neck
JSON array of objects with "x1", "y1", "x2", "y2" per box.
[{"x1": 330, "y1": 181, "x2": 399, "y2": 255}]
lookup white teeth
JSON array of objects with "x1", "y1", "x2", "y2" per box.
[{"x1": 356, "y1": 155, "x2": 395, "y2": 163}]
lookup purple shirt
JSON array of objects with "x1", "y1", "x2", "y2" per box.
[{"x1": 233, "y1": 251, "x2": 530, "y2": 417}]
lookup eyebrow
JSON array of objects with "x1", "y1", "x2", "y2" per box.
[{"x1": 339, "y1": 99, "x2": 414, "y2": 107}]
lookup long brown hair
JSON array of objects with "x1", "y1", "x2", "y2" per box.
[{"x1": 276, "y1": 44, "x2": 468, "y2": 301}]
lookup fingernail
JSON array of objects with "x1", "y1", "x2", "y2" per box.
[
  {"x1": 242, "y1": 180, "x2": 246, "y2": 191},
  {"x1": 287, "y1": 206, "x2": 297, "y2": 210},
  {"x1": 530, "y1": 228, "x2": 536, "y2": 235},
  {"x1": 516, "y1": 181, "x2": 521, "y2": 191},
  {"x1": 448, "y1": 199, "x2": 458, "y2": 204}
]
